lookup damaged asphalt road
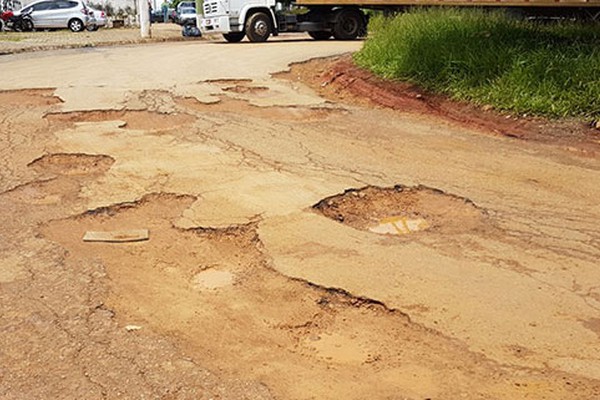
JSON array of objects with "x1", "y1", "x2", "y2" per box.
[{"x1": 1, "y1": 41, "x2": 600, "y2": 399}]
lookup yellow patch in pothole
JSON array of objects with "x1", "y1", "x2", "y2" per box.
[{"x1": 369, "y1": 216, "x2": 430, "y2": 235}]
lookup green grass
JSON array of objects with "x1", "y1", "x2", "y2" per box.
[
  {"x1": 0, "y1": 34, "x2": 24, "y2": 42},
  {"x1": 354, "y1": 8, "x2": 600, "y2": 119}
]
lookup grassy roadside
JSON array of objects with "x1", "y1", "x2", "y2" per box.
[
  {"x1": 354, "y1": 9, "x2": 600, "y2": 120},
  {"x1": 0, "y1": 33, "x2": 25, "y2": 42}
]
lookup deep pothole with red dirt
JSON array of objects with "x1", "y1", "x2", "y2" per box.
[{"x1": 313, "y1": 185, "x2": 486, "y2": 236}]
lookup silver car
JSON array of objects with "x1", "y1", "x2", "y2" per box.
[{"x1": 18, "y1": 0, "x2": 90, "y2": 32}]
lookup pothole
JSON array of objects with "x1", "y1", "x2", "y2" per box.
[
  {"x1": 37, "y1": 193, "x2": 576, "y2": 399},
  {"x1": 177, "y1": 96, "x2": 341, "y2": 122},
  {"x1": 44, "y1": 110, "x2": 196, "y2": 130},
  {"x1": 222, "y1": 85, "x2": 270, "y2": 95},
  {"x1": 0, "y1": 89, "x2": 62, "y2": 106},
  {"x1": 203, "y1": 78, "x2": 253, "y2": 85},
  {"x1": 313, "y1": 185, "x2": 485, "y2": 236},
  {"x1": 28, "y1": 153, "x2": 114, "y2": 176},
  {"x1": 205, "y1": 78, "x2": 270, "y2": 96}
]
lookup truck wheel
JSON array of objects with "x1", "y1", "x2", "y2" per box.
[
  {"x1": 245, "y1": 12, "x2": 271, "y2": 43},
  {"x1": 223, "y1": 32, "x2": 245, "y2": 42},
  {"x1": 308, "y1": 31, "x2": 331, "y2": 40},
  {"x1": 333, "y1": 8, "x2": 363, "y2": 40}
]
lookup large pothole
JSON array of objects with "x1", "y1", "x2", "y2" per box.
[
  {"x1": 313, "y1": 185, "x2": 486, "y2": 236},
  {"x1": 44, "y1": 110, "x2": 196, "y2": 130},
  {"x1": 177, "y1": 96, "x2": 342, "y2": 122},
  {"x1": 0, "y1": 89, "x2": 62, "y2": 107},
  {"x1": 28, "y1": 153, "x2": 114, "y2": 176}
]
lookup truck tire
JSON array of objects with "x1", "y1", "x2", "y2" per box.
[
  {"x1": 308, "y1": 31, "x2": 331, "y2": 40},
  {"x1": 333, "y1": 8, "x2": 363, "y2": 40},
  {"x1": 223, "y1": 32, "x2": 245, "y2": 42},
  {"x1": 245, "y1": 12, "x2": 271, "y2": 42}
]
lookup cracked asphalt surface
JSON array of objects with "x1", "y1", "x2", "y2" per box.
[{"x1": 1, "y1": 39, "x2": 600, "y2": 399}]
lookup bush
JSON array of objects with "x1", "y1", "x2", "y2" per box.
[{"x1": 354, "y1": 8, "x2": 600, "y2": 119}]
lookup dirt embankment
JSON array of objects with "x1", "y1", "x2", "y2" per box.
[{"x1": 276, "y1": 55, "x2": 600, "y2": 157}]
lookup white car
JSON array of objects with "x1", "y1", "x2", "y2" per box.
[
  {"x1": 17, "y1": 0, "x2": 90, "y2": 32},
  {"x1": 177, "y1": 6, "x2": 196, "y2": 25},
  {"x1": 86, "y1": 7, "x2": 105, "y2": 31}
]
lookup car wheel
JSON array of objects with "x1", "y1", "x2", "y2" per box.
[
  {"x1": 308, "y1": 31, "x2": 332, "y2": 40},
  {"x1": 87, "y1": 24, "x2": 99, "y2": 31},
  {"x1": 245, "y1": 12, "x2": 271, "y2": 43},
  {"x1": 68, "y1": 18, "x2": 84, "y2": 32},
  {"x1": 222, "y1": 32, "x2": 245, "y2": 43},
  {"x1": 333, "y1": 8, "x2": 364, "y2": 40},
  {"x1": 0, "y1": 19, "x2": 5, "y2": 32}
]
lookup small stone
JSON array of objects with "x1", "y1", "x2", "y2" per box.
[
  {"x1": 125, "y1": 325, "x2": 142, "y2": 331},
  {"x1": 482, "y1": 105, "x2": 493, "y2": 111}
]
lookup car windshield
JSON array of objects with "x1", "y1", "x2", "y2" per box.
[{"x1": 181, "y1": 7, "x2": 194, "y2": 14}]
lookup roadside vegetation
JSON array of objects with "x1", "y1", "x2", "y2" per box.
[
  {"x1": 354, "y1": 8, "x2": 600, "y2": 119},
  {"x1": 0, "y1": 35, "x2": 23, "y2": 42}
]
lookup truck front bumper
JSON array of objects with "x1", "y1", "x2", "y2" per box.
[{"x1": 200, "y1": 16, "x2": 230, "y2": 34}]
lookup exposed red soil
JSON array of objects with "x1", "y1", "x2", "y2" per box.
[{"x1": 277, "y1": 55, "x2": 600, "y2": 157}]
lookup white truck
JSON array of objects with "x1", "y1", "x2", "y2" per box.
[{"x1": 200, "y1": 0, "x2": 600, "y2": 42}]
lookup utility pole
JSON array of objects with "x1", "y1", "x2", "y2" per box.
[
  {"x1": 138, "y1": 0, "x2": 150, "y2": 38},
  {"x1": 196, "y1": 0, "x2": 203, "y2": 28}
]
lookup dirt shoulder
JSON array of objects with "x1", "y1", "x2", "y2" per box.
[{"x1": 277, "y1": 54, "x2": 600, "y2": 157}]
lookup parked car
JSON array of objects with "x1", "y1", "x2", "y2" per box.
[
  {"x1": 16, "y1": 0, "x2": 90, "y2": 32},
  {"x1": 176, "y1": 6, "x2": 195, "y2": 25},
  {"x1": 150, "y1": 9, "x2": 163, "y2": 22},
  {"x1": 151, "y1": 7, "x2": 175, "y2": 22},
  {"x1": 86, "y1": 6, "x2": 105, "y2": 31},
  {"x1": 175, "y1": 1, "x2": 194, "y2": 13}
]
